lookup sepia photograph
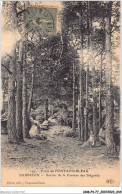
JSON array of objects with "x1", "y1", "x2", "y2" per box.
[{"x1": 1, "y1": 1, "x2": 121, "y2": 188}]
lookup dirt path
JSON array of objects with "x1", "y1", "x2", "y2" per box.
[{"x1": 1, "y1": 125, "x2": 119, "y2": 171}]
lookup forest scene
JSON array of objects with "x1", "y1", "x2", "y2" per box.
[{"x1": 1, "y1": 1, "x2": 120, "y2": 177}]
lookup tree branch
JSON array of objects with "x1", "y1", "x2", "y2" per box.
[
  {"x1": 6, "y1": 53, "x2": 13, "y2": 59},
  {"x1": 1, "y1": 64, "x2": 12, "y2": 74}
]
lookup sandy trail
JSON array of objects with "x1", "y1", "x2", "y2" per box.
[{"x1": 1, "y1": 125, "x2": 119, "y2": 171}]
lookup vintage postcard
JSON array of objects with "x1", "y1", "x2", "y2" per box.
[{"x1": 1, "y1": 0, "x2": 121, "y2": 189}]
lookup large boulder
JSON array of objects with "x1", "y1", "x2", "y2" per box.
[
  {"x1": 29, "y1": 125, "x2": 40, "y2": 138},
  {"x1": 29, "y1": 125, "x2": 47, "y2": 140},
  {"x1": 53, "y1": 106, "x2": 71, "y2": 127},
  {"x1": 48, "y1": 118, "x2": 58, "y2": 125},
  {"x1": 36, "y1": 114, "x2": 44, "y2": 124},
  {"x1": 40, "y1": 120, "x2": 49, "y2": 130},
  {"x1": 30, "y1": 105, "x2": 44, "y2": 123}
]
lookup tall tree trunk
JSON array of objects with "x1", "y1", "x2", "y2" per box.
[
  {"x1": 99, "y1": 54, "x2": 102, "y2": 130},
  {"x1": 16, "y1": 41, "x2": 23, "y2": 141},
  {"x1": 105, "y1": 2, "x2": 116, "y2": 154},
  {"x1": 72, "y1": 57, "x2": 76, "y2": 131},
  {"x1": 78, "y1": 12, "x2": 84, "y2": 140},
  {"x1": 28, "y1": 64, "x2": 35, "y2": 117},
  {"x1": 23, "y1": 46, "x2": 30, "y2": 138},
  {"x1": 84, "y1": 66, "x2": 89, "y2": 141},
  {"x1": 79, "y1": 39, "x2": 84, "y2": 139},
  {"x1": 78, "y1": 96, "x2": 80, "y2": 133},
  {"x1": 44, "y1": 98, "x2": 48, "y2": 120},
  {"x1": 90, "y1": 28, "x2": 97, "y2": 140},
  {"x1": 7, "y1": 50, "x2": 18, "y2": 143},
  {"x1": 6, "y1": 1, "x2": 19, "y2": 143},
  {"x1": 87, "y1": 1, "x2": 97, "y2": 141},
  {"x1": 111, "y1": 83, "x2": 114, "y2": 132},
  {"x1": 92, "y1": 66, "x2": 97, "y2": 138},
  {"x1": 84, "y1": 1, "x2": 90, "y2": 141}
]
